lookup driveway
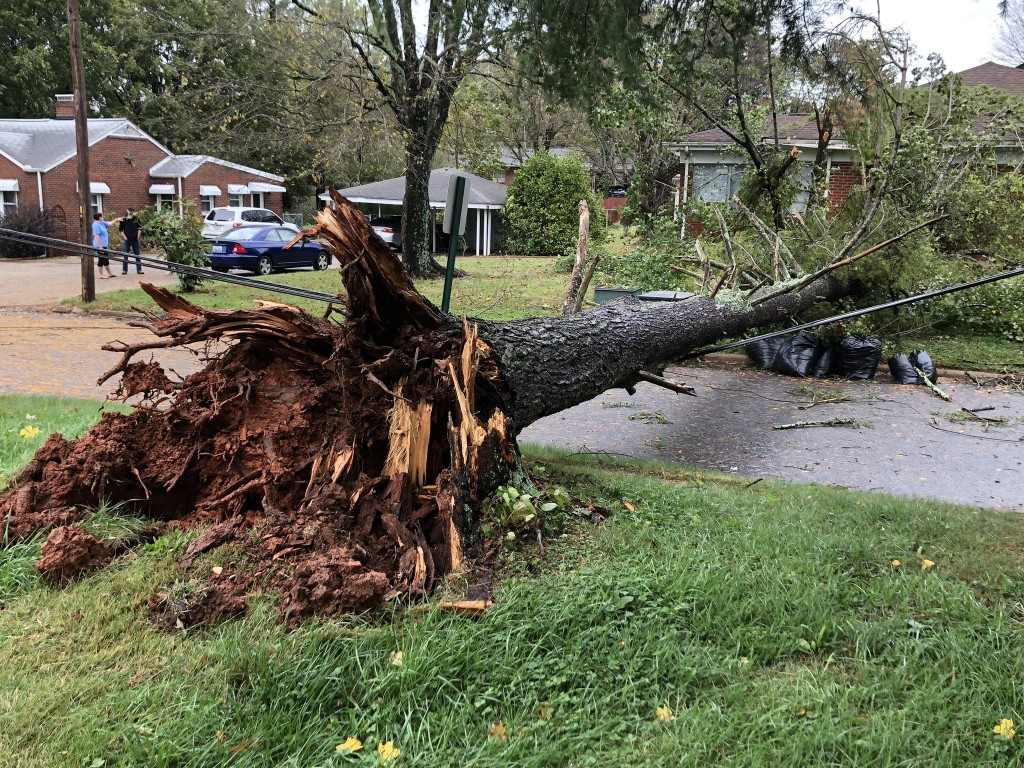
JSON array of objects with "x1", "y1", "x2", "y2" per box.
[{"x1": 0, "y1": 255, "x2": 178, "y2": 308}]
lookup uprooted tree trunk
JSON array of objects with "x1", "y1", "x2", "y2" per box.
[{"x1": 0, "y1": 193, "x2": 847, "y2": 624}]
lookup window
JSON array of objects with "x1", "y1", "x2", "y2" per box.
[
  {"x1": 788, "y1": 164, "x2": 815, "y2": 214},
  {"x1": 241, "y1": 209, "x2": 282, "y2": 224},
  {"x1": 223, "y1": 226, "x2": 270, "y2": 241},
  {"x1": 251, "y1": 191, "x2": 264, "y2": 208},
  {"x1": 0, "y1": 190, "x2": 16, "y2": 217},
  {"x1": 692, "y1": 164, "x2": 745, "y2": 204},
  {"x1": 201, "y1": 196, "x2": 215, "y2": 214},
  {"x1": 90, "y1": 193, "x2": 104, "y2": 217},
  {"x1": 154, "y1": 194, "x2": 174, "y2": 211},
  {"x1": 228, "y1": 193, "x2": 243, "y2": 207}
]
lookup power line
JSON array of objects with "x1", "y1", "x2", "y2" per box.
[{"x1": 682, "y1": 267, "x2": 1024, "y2": 360}]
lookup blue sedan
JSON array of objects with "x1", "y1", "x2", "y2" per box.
[{"x1": 205, "y1": 225, "x2": 331, "y2": 275}]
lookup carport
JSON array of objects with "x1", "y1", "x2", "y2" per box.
[{"x1": 319, "y1": 168, "x2": 506, "y2": 255}]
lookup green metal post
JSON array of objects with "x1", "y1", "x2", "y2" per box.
[{"x1": 441, "y1": 175, "x2": 466, "y2": 313}]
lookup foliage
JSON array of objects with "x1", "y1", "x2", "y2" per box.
[
  {"x1": 0, "y1": 207, "x2": 55, "y2": 259},
  {"x1": 938, "y1": 172, "x2": 1024, "y2": 261},
  {"x1": 481, "y1": 484, "x2": 570, "y2": 540},
  {"x1": 141, "y1": 203, "x2": 208, "y2": 292},
  {"x1": 596, "y1": 214, "x2": 694, "y2": 290},
  {"x1": 503, "y1": 152, "x2": 605, "y2": 258}
]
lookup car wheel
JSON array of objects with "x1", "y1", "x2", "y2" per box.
[
  {"x1": 256, "y1": 256, "x2": 273, "y2": 276},
  {"x1": 314, "y1": 252, "x2": 330, "y2": 271}
]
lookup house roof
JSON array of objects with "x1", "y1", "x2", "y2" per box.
[
  {"x1": 956, "y1": 62, "x2": 1024, "y2": 95},
  {"x1": 678, "y1": 113, "x2": 843, "y2": 147},
  {"x1": 327, "y1": 168, "x2": 507, "y2": 208},
  {"x1": 498, "y1": 146, "x2": 584, "y2": 169},
  {"x1": 0, "y1": 118, "x2": 169, "y2": 172},
  {"x1": 149, "y1": 154, "x2": 284, "y2": 182}
]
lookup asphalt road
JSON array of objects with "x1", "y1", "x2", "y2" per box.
[{"x1": 521, "y1": 364, "x2": 1024, "y2": 512}]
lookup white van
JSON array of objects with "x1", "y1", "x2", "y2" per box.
[{"x1": 202, "y1": 207, "x2": 299, "y2": 238}]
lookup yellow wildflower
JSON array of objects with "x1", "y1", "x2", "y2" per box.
[
  {"x1": 892, "y1": 560, "x2": 901, "y2": 567},
  {"x1": 489, "y1": 721, "x2": 508, "y2": 741},
  {"x1": 655, "y1": 705, "x2": 675, "y2": 722},
  {"x1": 19, "y1": 425, "x2": 40, "y2": 439},
  {"x1": 921, "y1": 559, "x2": 936, "y2": 571},
  {"x1": 993, "y1": 719, "x2": 1016, "y2": 741},
  {"x1": 377, "y1": 741, "x2": 401, "y2": 762},
  {"x1": 336, "y1": 737, "x2": 363, "y2": 753}
]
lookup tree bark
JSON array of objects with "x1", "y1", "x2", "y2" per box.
[{"x1": 401, "y1": 145, "x2": 435, "y2": 275}]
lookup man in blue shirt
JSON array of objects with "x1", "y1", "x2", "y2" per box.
[{"x1": 92, "y1": 212, "x2": 115, "y2": 279}]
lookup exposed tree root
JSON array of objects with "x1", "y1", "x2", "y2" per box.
[{"x1": 0, "y1": 192, "x2": 517, "y2": 624}]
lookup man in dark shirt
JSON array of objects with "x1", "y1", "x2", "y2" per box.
[{"x1": 119, "y1": 207, "x2": 143, "y2": 274}]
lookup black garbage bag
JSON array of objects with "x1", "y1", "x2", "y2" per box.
[
  {"x1": 774, "y1": 333, "x2": 825, "y2": 378},
  {"x1": 909, "y1": 349, "x2": 938, "y2": 383},
  {"x1": 835, "y1": 334, "x2": 882, "y2": 380},
  {"x1": 888, "y1": 353, "x2": 922, "y2": 384},
  {"x1": 746, "y1": 337, "x2": 786, "y2": 370},
  {"x1": 813, "y1": 346, "x2": 836, "y2": 378}
]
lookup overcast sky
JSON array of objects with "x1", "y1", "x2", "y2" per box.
[{"x1": 852, "y1": 0, "x2": 1005, "y2": 71}]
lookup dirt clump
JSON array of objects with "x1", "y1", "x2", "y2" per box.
[
  {"x1": 149, "y1": 572, "x2": 252, "y2": 630},
  {"x1": 278, "y1": 548, "x2": 390, "y2": 626},
  {"x1": 34, "y1": 525, "x2": 114, "y2": 584}
]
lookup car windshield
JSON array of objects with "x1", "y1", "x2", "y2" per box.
[
  {"x1": 213, "y1": 210, "x2": 236, "y2": 221},
  {"x1": 221, "y1": 227, "x2": 267, "y2": 241}
]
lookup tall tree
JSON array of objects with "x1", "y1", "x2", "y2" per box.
[
  {"x1": 994, "y1": 0, "x2": 1024, "y2": 65},
  {"x1": 344, "y1": 1, "x2": 502, "y2": 275}
]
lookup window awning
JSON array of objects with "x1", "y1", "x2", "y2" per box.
[
  {"x1": 227, "y1": 184, "x2": 249, "y2": 194},
  {"x1": 0, "y1": 179, "x2": 19, "y2": 192},
  {"x1": 149, "y1": 184, "x2": 175, "y2": 195},
  {"x1": 199, "y1": 185, "x2": 222, "y2": 196},
  {"x1": 77, "y1": 181, "x2": 111, "y2": 194},
  {"x1": 248, "y1": 181, "x2": 287, "y2": 193}
]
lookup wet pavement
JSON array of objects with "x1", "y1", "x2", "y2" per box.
[
  {"x1": 0, "y1": 255, "x2": 178, "y2": 308},
  {"x1": 0, "y1": 311, "x2": 203, "y2": 399},
  {"x1": 522, "y1": 364, "x2": 1024, "y2": 512}
]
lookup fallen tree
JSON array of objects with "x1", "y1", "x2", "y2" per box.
[{"x1": 0, "y1": 193, "x2": 880, "y2": 624}]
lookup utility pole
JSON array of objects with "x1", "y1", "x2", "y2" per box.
[{"x1": 67, "y1": 0, "x2": 95, "y2": 302}]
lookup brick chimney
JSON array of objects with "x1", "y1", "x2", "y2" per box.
[{"x1": 55, "y1": 94, "x2": 76, "y2": 119}]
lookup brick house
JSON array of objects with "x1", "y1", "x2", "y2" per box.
[
  {"x1": 663, "y1": 113, "x2": 856, "y2": 234},
  {"x1": 0, "y1": 94, "x2": 285, "y2": 234}
]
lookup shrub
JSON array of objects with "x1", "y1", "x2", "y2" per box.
[
  {"x1": 503, "y1": 152, "x2": 605, "y2": 258},
  {"x1": 141, "y1": 203, "x2": 208, "y2": 292},
  {"x1": 0, "y1": 207, "x2": 55, "y2": 259},
  {"x1": 596, "y1": 213, "x2": 695, "y2": 290}
]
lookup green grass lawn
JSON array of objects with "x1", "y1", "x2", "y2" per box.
[
  {"x1": 61, "y1": 256, "x2": 565, "y2": 322},
  {"x1": 2, "y1": 396, "x2": 1022, "y2": 766}
]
